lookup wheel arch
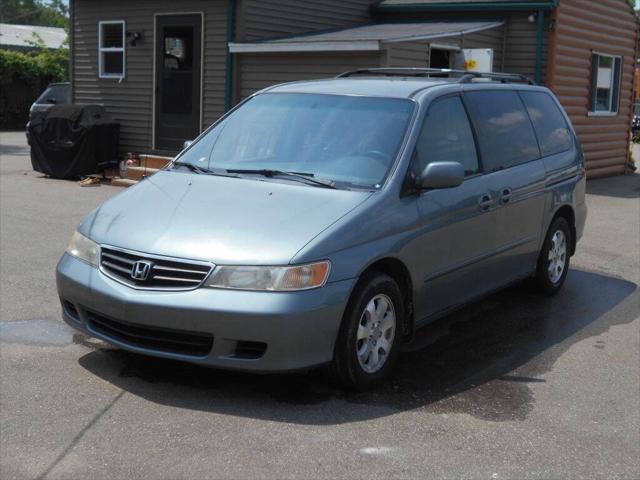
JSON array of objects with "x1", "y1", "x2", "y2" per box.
[
  {"x1": 356, "y1": 257, "x2": 415, "y2": 341},
  {"x1": 549, "y1": 204, "x2": 577, "y2": 255}
]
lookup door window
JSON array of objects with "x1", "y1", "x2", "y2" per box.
[
  {"x1": 414, "y1": 96, "x2": 479, "y2": 176},
  {"x1": 464, "y1": 90, "x2": 540, "y2": 172},
  {"x1": 520, "y1": 92, "x2": 572, "y2": 157},
  {"x1": 161, "y1": 26, "x2": 194, "y2": 115}
]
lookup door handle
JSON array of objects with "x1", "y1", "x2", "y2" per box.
[
  {"x1": 478, "y1": 193, "x2": 493, "y2": 212},
  {"x1": 500, "y1": 188, "x2": 513, "y2": 205}
]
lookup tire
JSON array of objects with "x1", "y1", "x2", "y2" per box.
[
  {"x1": 328, "y1": 272, "x2": 404, "y2": 390},
  {"x1": 531, "y1": 217, "x2": 572, "y2": 296}
]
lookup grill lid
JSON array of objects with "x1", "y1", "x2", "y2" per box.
[{"x1": 99, "y1": 246, "x2": 213, "y2": 290}]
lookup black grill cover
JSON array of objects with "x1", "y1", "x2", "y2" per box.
[{"x1": 29, "y1": 105, "x2": 119, "y2": 178}]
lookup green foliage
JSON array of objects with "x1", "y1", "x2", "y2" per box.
[
  {"x1": 0, "y1": 0, "x2": 69, "y2": 28},
  {"x1": 0, "y1": 43, "x2": 68, "y2": 83},
  {"x1": 0, "y1": 41, "x2": 69, "y2": 128}
]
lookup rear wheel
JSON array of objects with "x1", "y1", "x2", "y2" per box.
[
  {"x1": 531, "y1": 217, "x2": 572, "y2": 295},
  {"x1": 328, "y1": 272, "x2": 403, "y2": 390}
]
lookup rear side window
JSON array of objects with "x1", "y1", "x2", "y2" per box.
[
  {"x1": 520, "y1": 91, "x2": 572, "y2": 157},
  {"x1": 36, "y1": 85, "x2": 70, "y2": 105},
  {"x1": 464, "y1": 91, "x2": 540, "y2": 172},
  {"x1": 414, "y1": 96, "x2": 479, "y2": 176}
]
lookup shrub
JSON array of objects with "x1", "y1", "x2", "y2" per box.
[{"x1": 0, "y1": 43, "x2": 69, "y2": 129}]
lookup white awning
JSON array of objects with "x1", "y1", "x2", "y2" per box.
[{"x1": 229, "y1": 21, "x2": 504, "y2": 53}]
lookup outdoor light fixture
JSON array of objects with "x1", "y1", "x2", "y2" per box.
[{"x1": 127, "y1": 31, "x2": 142, "y2": 46}]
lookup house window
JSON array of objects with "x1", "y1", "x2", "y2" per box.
[
  {"x1": 99, "y1": 21, "x2": 125, "y2": 78},
  {"x1": 590, "y1": 53, "x2": 622, "y2": 114}
]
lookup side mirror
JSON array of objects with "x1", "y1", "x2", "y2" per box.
[
  {"x1": 182, "y1": 140, "x2": 193, "y2": 150},
  {"x1": 46, "y1": 98, "x2": 57, "y2": 104},
  {"x1": 419, "y1": 161, "x2": 464, "y2": 190}
]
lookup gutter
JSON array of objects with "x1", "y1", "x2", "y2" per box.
[
  {"x1": 535, "y1": 8, "x2": 544, "y2": 84},
  {"x1": 224, "y1": 0, "x2": 235, "y2": 112},
  {"x1": 375, "y1": 1, "x2": 557, "y2": 12}
]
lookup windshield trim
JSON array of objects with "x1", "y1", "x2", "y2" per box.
[{"x1": 172, "y1": 91, "x2": 418, "y2": 191}]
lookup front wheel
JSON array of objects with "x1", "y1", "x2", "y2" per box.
[
  {"x1": 328, "y1": 272, "x2": 404, "y2": 390},
  {"x1": 531, "y1": 217, "x2": 572, "y2": 295}
]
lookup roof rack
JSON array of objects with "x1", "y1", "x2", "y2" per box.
[{"x1": 336, "y1": 68, "x2": 537, "y2": 85}]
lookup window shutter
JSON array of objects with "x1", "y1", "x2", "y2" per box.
[
  {"x1": 589, "y1": 53, "x2": 599, "y2": 112},
  {"x1": 611, "y1": 57, "x2": 622, "y2": 113}
]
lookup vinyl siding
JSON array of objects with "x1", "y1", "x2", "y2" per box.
[
  {"x1": 236, "y1": 52, "x2": 382, "y2": 100},
  {"x1": 235, "y1": 0, "x2": 375, "y2": 41},
  {"x1": 384, "y1": 23, "x2": 505, "y2": 69},
  {"x1": 547, "y1": 0, "x2": 638, "y2": 177},
  {"x1": 377, "y1": 11, "x2": 540, "y2": 80},
  {"x1": 503, "y1": 13, "x2": 547, "y2": 82},
  {"x1": 385, "y1": 41, "x2": 430, "y2": 67},
  {"x1": 71, "y1": 0, "x2": 228, "y2": 155}
]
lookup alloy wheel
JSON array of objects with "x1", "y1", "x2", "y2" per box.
[{"x1": 356, "y1": 294, "x2": 396, "y2": 374}]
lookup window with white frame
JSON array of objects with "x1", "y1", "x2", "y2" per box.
[
  {"x1": 590, "y1": 53, "x2": 622, "y2": 114},
  {"x1": 99, "y1": 21, "x2": 125, "y2": 78}
]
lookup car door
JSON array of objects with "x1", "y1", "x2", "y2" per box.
[
  {"x1": 463, "y1": 89, "x2": 547, "y2": 282},
  {"x1": 410, "y1": 94, "x2": 501, "y2": 321}
]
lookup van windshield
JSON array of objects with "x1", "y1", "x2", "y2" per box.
[{"x1": 176, "y1": 92, "x2": 415, "y2": 189}]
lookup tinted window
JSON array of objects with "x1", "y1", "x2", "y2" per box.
[
  {"x1": 465, "y1": 91, "x2": 540, "y2": 171},
  {"x1": 414, "y1": 96, "x2": 479, "y2": 176},
  {"x1": 36, "y1": 84, "x2": 70, "y2": 105},
  {"x1": 520, "y1": 92, "x2": 572, "y2": 157}
]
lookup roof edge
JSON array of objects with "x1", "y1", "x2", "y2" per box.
[{"x1": 375, "y1": 1, "x2": 557, "y2": 12}]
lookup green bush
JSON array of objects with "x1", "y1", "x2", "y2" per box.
[{"x1": 0, "y1": 45, "x2": 69, "y2": 129}]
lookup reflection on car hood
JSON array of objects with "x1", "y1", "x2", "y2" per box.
[{"x1": 81, "y1": 170, "x2": 372, "y2": 265}]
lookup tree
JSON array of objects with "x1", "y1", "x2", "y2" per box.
[{"x1": 0, "y1": 0, "x2": 68, "y2": 28}]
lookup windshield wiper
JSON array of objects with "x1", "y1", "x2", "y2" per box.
[
  {"x1": 171, "y1": 161, "x2": 213, "y2": 175},
  {"x1": 172, "y1": 162, "x2": 241, "y2": 179},
  {"x1": 225, "y1": 169, "x2": 337, "y2": 189}
]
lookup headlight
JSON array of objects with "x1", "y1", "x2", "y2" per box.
[
  {"x1": 205, "y1": 261, "x2": 330, "y2": 291},
  {"x1": 66, "y1": 231, "x2": 99, "y2": 267}
]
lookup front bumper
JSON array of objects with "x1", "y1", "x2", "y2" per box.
[{"x1": 56, "y1": 253, "x2": 355, "y2": 372}]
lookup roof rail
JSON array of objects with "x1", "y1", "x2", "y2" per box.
[{"x1": 336, "y1": 68, "x2": 537, "y2": 85}]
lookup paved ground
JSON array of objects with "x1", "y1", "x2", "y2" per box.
[{"x1": 1, "y1": 130, "x2": 639, "y2": 479}]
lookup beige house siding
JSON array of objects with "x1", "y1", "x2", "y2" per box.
[
  {"x1": 235, "y1": 0, "x2": 374, "y2": 41},
  {"x1": 236, "y1": 52, "x2": 382, "y2": 101}
]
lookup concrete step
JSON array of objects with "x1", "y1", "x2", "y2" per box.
[
  {"x1": 125, "y1": 166, "x2": 160, "y2": 181},
  {"x1": 139, "y1": 154, "x2": 172, "y2": 170},
  {"x1": 111, "y1": 178, "x2": 138, "y2": 188}
]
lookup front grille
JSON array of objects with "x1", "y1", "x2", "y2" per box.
[
  {"x1": 100, "y1": 246, "x2": 213, "y2": 290},
  {"x1": 87, "y1": 311, "x2": 214, "y2": 357}
]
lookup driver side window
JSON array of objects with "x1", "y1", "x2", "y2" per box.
[{"x1": 414, "y1": 95, "x2": 479, "y2": 177}]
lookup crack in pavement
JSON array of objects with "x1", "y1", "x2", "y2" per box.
[{"x1": 37, "y1": 390, "x2": 125, "y2": 480}]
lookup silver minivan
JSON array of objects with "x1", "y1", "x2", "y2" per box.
[{"x1": 57, "y1": 69, "x2": 587, "y2": 390}]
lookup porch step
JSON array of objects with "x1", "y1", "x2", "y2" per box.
[
  {"x1": 111, "y1": 178, "x2": 138, "y2": 188},
  {"x1": 125, "y1": 166, "x2": 160, "y2": 181},
  {"x1": 139, "y1": 154, "x2": 172, "y2": 170}
]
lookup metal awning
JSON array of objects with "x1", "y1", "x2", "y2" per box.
[{"x1": 229, "y1": 21, "x2": 504, "y2": 53}]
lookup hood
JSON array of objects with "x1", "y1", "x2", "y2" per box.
[{"x1": 81, "y1": 171, "x2": 372, "y2": 265}]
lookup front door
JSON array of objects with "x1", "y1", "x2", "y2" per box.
[
  {"x1": 410, "y1": 95, "x2": 500, "y2": 321},
  {"x1": 154, "y1": 14, "x2": 202, "y2": 151}
]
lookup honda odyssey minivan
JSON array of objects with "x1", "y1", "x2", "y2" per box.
[{"x1": 57, "y1": 69, "x2": 586, "y2": 390}]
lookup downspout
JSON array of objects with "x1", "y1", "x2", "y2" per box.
[
  {"x1": 224, "y1": 0, "x2": 235, "y2": 112},
  {"x1": 535, "y1": 9, "x2": 545, "y2": 84}
]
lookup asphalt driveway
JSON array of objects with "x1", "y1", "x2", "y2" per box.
[{"x1": 1, "y1": 130, "x2": 639, "y2": 479}]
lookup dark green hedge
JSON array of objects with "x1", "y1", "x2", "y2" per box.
[{"x1": 0, "y1": 47, "x2": 69, "y2": 129}]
